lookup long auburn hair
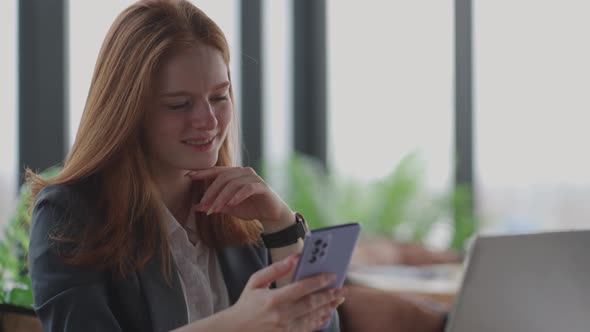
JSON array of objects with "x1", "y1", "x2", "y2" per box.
[{"x1": 26, "y1": 0, "x2": 262, "y2": 278}]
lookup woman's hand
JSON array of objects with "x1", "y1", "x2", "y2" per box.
[
  {"x1": 228, "y1": 254, "x2": 347, "y2": 332},
  {"x1": 187, "y1": 167, "x2": 294, "y2": 232}
]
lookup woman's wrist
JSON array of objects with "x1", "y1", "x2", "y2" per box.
[{"x1": 260, "y1": 208, "x2": 296, "y2": 234}]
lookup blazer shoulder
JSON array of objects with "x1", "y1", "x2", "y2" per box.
[
  {"x1": 34, "y1": 182, "x2": 93, "y2": 212},
  {"x1": 33, "y1": 182, "x2": 99, "y2": 229},
  {"x1": 29, "y1": 182, "x2": 100, "y2": 259}
]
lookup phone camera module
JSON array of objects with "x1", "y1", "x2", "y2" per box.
[{"x1": 309, "y1": 237, "x2": 329, "y2": 264}]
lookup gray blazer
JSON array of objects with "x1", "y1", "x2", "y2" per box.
[{"x1": 28, "y1": 184, "x2": 340, "y2": 332}]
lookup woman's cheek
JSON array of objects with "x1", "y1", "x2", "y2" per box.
[{"x1": 216, "y1": 104, "x2": 232, "y2": 131}]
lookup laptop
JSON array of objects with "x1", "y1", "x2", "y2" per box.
[{"x1": 445, "y1": 230, "x2": 590, "y2": 332}]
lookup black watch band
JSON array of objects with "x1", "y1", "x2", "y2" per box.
[{"x1": 261, "y1": 212, "x2": 308, "y2": 248}]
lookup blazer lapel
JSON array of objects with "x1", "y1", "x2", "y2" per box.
[
  {"x1": 217, "y1": 244, "x2": 269, "y2": 304},
  {"x1": 137, "y1": 251, "x2": 188, "y2": 332}
]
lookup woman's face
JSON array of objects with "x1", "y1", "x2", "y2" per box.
[{"x1": 143, "y1": 45, "x2": 232, "y2": 175}]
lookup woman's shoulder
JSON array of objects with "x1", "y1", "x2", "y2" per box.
[
  {"x1": 34, "y1": 181, "x2": 96, "y2": 214},
  {"x1": 31, "y1": 180, "x2": 100, "y2": 239}
]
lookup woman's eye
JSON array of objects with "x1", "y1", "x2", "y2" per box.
[
  {"x1": 211, "y1": 95, "x2": 229, "y2": 102},
  {"x1": 167, "y1": 102, "x2": 190, "y2": 111}
]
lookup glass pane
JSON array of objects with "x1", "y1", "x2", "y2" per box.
[
  {"x1": 68, "y1": 0, "x2": 239, "y2": 145},
  {"x1": 475, "y1": 1, "x2": 590, "y2": 232},
  {"x1": 327, "y1": 0, "x2": 454, "y2": 246},
  {"x1": 327, "y1": 0, "x2": 453, "y2": 188},
  {"x1": 263, "y1": 0, "x2": 292, "y2": 165},
  {"x1": 0, "y1": 0, "x2": 18, "y2": 227}
]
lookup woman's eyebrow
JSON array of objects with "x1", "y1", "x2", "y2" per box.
[
  {"x1": 158, "y1": 81, "x2": 230, "y2": 97},
  {"x1": 212, "y1": 81, "x2": 230, "y2": 91}
]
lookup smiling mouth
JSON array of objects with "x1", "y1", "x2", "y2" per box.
[{"x1": 182, "y1": 137, "x2": 215, "y2": 146}]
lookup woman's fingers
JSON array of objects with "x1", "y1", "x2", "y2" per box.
[
  {"x1": 206, "y1": 177, "x2": 259, "y2": 214},
  {"x1": 185, "y1": 166, "x2": 232, "y2": 179},
  {"x1": 189, "y1": 167, "x2": 261, "y2": 208},
  {"x1": 238, "y1": 255, "x2": 349, "y2": 331},
  {"x1": 198, "y1": 170, "x2": 242, "y2": 207},
  {"x1": 225, "y1": 182, "x2": 266, "y2": 208},
  {"x1": 286, "y1": 287, "x2": 348, "y2": 319},
  {"x1": 293, "y1": 301, "x2": 338, "y2": 331},
  {"x1": 271, "y1": 272, "x2": 336, "y2": 305},
  {"x1": 245, "y1": 254, "x2": 300, "y2": 289},
  {"x1": 196, "y1": 167, "x2": 254, "y2": 207}
]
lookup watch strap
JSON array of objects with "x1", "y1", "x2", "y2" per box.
[{"x1": 261, "y1": 212, "x2": 307, "y2": 248}]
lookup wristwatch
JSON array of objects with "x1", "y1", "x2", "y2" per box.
[{"x1": 261, "y1": 212, "x2": 309, "y2": 248}]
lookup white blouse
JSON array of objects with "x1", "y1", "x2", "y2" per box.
[{"x1": 164, "y1": 207, "x2": 230, "y2": 323}]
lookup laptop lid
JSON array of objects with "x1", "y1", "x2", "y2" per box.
[{"x1": 445, "y1": 230, "x2": 590, "y2": 332}]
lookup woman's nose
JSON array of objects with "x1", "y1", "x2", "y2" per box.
[{"x1": 189, "y1": 101, "x2": 218, "y2": 130}]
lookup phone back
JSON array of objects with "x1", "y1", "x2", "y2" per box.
[{"x1": 292, "y1": 222, "x2": 361, "y2": 290}]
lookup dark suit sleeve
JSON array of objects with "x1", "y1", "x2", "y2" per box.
[{"x1": 28, "y1": 196, "x2": 123, "y2": 332}]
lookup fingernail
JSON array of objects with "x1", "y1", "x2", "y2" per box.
[
  {"x1": 206, "y1": 208, "x2": 213, "y2": 216},
  {"x1": 337, "y1": 297, "x2": 346, "y2": 306}
]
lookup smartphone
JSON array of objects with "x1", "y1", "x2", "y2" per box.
[{"x1": 291, "y1": 222, "x2": 361, "y2": 329}]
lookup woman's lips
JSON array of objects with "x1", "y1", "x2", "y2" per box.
[{"x1": 182, "y1": 136, "x2": 216, "y2": 151}]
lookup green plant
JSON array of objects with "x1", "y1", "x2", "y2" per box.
[
  {"x1": 1, "y1": 186, "x2": 34, "y2": 307},
  {"x1": 264, "y1": 152, "x2": 477, "y2": 250},
  {"x1": 450, "y1": 184, "x2": 477, "y2": 250},
  {"x1": 0, "y1": 166, "x2": 61, "y2": 308}
]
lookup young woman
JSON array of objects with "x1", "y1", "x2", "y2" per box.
[{"x1": 26, "y1": 1, "x2": 345, "y2": 331}]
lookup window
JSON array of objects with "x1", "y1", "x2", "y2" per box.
[
  {"x1": 0, "y1": 0, "x2": 18, "y2": 227},
  {"x1": 326, "y1": 0, "x2": 454, "y2": 246},
  {"x1": 474, "y1": 1, "x2": 590, "y2": 232},
  {"x1": 263, "y1": 0, "x2": 293, "y2": 165},
  {"x1": 327, "y1": 0, "x2": 453, "y2": 189}
]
